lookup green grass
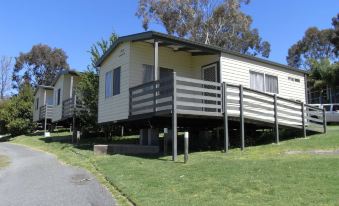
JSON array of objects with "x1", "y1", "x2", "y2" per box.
[
  {"x1": 0, "y1": 154, "x2": 9, "y2": 169},
  {"x1": 10, "y1": 127, "x2": 339, "y2": 206}
]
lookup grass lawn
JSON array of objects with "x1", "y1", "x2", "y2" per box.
[{"x1": 10, "y1": 126, "x2": 339, "y2": 206}]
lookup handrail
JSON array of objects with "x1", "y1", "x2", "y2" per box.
[{"x1": 128, "y1": 72, "x2": 325, "y2": 133}]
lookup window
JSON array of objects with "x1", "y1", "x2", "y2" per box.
[
  {"x1": 333, "y1": 105, "x2": 339, "y2": 112},
  {"x1": 265, "y1": 74, "x2": 278, "y2": 93},
  {"x1": 105, "y1": 70, "x2": 113, "y2": 98},
  {"x1": 113, "y1": 67, "x2": 121, "y2": 96},
  {"x1": 46, "y1": 96, "x2": 53, "y2": 105},
  {"x1": 35, "y1": 98, "x2": 39, "y2": 110},
  {"x1": 288, "y1": 76, "x2": 300, "y2": 83},
  {"x1": 57, "y1": 89, "x2": 61, "y2": 105},
  {"x1": 250, "y1": 71, "x2": 264, "y2": 92},
  {"x1": 250, "y1": 71, "x2": 279, "y2": 94}
]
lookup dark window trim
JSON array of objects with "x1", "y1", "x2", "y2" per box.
[{"x1": 113, "y1": 67, "x2": 121, "y2": 96}]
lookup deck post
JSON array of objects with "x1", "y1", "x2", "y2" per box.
[
  {"x1": 184, "y1": 132, "x2": 189, "y2": 163},
  {"x1": 222, "y1": 82, "x2": 229, "y2": 153},
  {"x1": 273, "y1": 94, "x2": 279, "y2": 143},
  {"x1": 72, "y1": 95, "x2": 77, "y2": 143},
  {"x1": 163, "y1": 128, "x2": 168, "y2": 155},
  {"x1": 323, "y1": 107, "x2": 327, "y2": 133},
  {"x1": 239, "y1": 85, "x2": 245, "y2": 150},
  {"x1": 172, "y1": 72, "x2": 177, "y2": 161},
  {"x1": 70, "y1": 75, "x2": 74, "y2": 98},
  {"x1": 301, "y1": 103, "x2": 306, "y2": 138},
  {"x1": 154, "y1": 41, "x2": 159, "y2": 81}
]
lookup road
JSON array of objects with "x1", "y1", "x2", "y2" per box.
[{"x1": 0, "y1": 143, "x2": 116, "y2": 206}]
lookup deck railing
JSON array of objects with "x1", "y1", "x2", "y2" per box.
[
  {"x1": 62, "y1": 96, "x2": 77, "y2": 119},
  {"x1": 129, "y1": 73, "x2": 326, "y2": 133},
  {"x1": 39, "y1": 105, "x2": 54, "y2": 120}
]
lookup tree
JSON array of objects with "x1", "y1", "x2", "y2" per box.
[
  {"x1": 0, "y1": 82, "x2": 34, "y2": 136},
  {"x1": 287, "y1": 27, "x2": 337, "y2": 69},
  {"x1": 13, "y1": 44, "x2": 69, "y2": 88},
  {"x1": 331, "y1": 13, "x2": 339, "y2": 55},
  {"x1": 0, "y1": 56, "x2": 12, "y2": 99},
  {"x1": 308, "y1": 59, "x2": 339, "y2": 102},
  {"x1": 76, "y1": 32, "x2": 118, "y2": 135},
  {"x1": 136, "y1": 0, "x2": 270, "y2": 57}
]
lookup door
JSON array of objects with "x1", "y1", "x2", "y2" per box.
[
  {"x1": 202, "y1": 63, "x2": 219, "y2": 112},
  {"x1": 202, "y1": 63, "x2": 218, "y2": 83}
]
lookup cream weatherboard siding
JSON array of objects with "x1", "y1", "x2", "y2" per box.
[
  {"x1": 220, "y1": 53, "x2": 306, "y2": 102},
  {"x1": 33, "y1": 89, "x2": 43, "y2": 122},
  {"x1": 129, "y1": 41, "x2": 219, "y2": 87},
  {"x1": 98, "y1": 41, "x2": 219, "y2": 123},
  {"x1": 52, "y1": 73, "x2": 80, "y2": 123},
  {"x1": 52, "y1": 75, "x2": 64, "y2": 122},
  {"x1": 33, "y1": 88, "x2": 54, "y2": 122},
  {"x1": 98, "y1": 42, "x2": 130, "y2": 123}
]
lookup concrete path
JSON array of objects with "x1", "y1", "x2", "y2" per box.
[{"x1": 0, "y1": 143, "x2": 116, "y2": 206}]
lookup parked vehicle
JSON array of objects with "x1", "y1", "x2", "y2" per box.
[{"x1": 310, "y1": 104, "x2": 339, "y2": 123}]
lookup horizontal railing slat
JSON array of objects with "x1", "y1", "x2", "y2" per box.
[
  {"x1": 177, "y1": 101, "x2": 222, "y2": 109},
  {"x1": 176, "y1": 76, "x2": 222, "y2": 87},
  {"x1": 177, "y1": 85, "x2": 221, "y2": 94}
]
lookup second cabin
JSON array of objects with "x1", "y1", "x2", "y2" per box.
[{"x1": 51, "y1": 70, "x2": 80, "y2": 124}]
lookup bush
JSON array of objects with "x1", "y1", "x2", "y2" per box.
[
  {"x1": 6, "y1": 119, "x2": 32, "y2": 136},
  {"x1": 0, "y1": 83, "x2": 34, "y2": 136}
]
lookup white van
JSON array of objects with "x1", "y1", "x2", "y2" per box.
[{"x1": 310, "y1": 104, "x2": 339, "y2": 123}]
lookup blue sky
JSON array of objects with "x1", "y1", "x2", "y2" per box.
[{"x1": 0, "y1": 0, "x2": 338, "y2": 71}]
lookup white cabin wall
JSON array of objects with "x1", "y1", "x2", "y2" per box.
[
  {"x1": 129, "y1": 42, "x2": 197, "y2": 87},
  {"x1": 220, "y1": 53, "x2": 306, "y2": 102},
  {"x1": 52, "y1": 75, "x2": 64, "y2": 122},
  {"x1": 98, "y1": 42, "x2": 130, "y2": 123},
  {"x1": 191, "y1": 55, "x2": 220, "y2": 80},
  {"x1": 33, "y1": 89, "x2": 42, "y2": 122}
]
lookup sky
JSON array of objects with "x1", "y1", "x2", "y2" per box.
[{"x1": 0, "y1": 0, "x2": 338, "y2": 71}]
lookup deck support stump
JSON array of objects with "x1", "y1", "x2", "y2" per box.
[
  {"x1": 163, "y1": 128, "x2": 168, "y2": 155},
  {"x1": 184, "y1": 132, "x2": 189, "y2": 163},
  {"x1": 239, "y1": 85, "x2": 245, "y2": 150}
]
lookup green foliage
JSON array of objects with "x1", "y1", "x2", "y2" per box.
[
  {"x1": 0, "y1": 83, "x2": 34, "y2": 136},
  {"x1": 76, "y1": 32, "x2": 118, "y2": 135},
  {"x1": 13, "y1": 44, "x2": 69, "y2": 88},
  {"x1": 309, "y1": 59, "x2": 339, "y2": 89},
  {"x1": 331, "y1": 13, "x2": 339, "y2": 55},
  {"x1": 89, "y1": 32, "x2": 119, "y2": 72},
  {"x1": 136, "y1": 0, "x2": 270, "y2": 58},
  {"x1": 76, "y1": 70, "x2": 99, "y2": 134},
  {"x1": 287, "y1": 27, "x2": 337, "y2": 69}
]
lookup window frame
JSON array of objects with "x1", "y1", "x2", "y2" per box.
[
  {"x1": 113, "y1": 67, "x2": 121, "y2": 96},
  {"x1": 57, "y1": 88, "x2": 61, "y2": 105},
  {"x1": 265, "y1": 74, "x2": 279, "y2": 94},
  {"x1": 35, "y1": 98, "x2": 39, "y2": 110},
  {"x1": 249, "y1": 70, "x2": 279, "y2": 94}
]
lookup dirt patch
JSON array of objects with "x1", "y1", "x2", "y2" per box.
[{"x1": 285, "y1": 150, "x2": 339, "y2": 155}]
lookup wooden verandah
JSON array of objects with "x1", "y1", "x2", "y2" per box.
[{"x1": 129, "y1": 73, "x2": 327, "y2": 161}]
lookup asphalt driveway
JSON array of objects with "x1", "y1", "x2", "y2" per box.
[{"x1": 0, "y1": 143, "x2": 116, "y2": 206}]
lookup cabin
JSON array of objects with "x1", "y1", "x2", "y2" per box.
[
  {"x1": 51, "y1": 70, "x2": 80, "y2": 124},
  {"x1": 33, "y1": 85, "x2": 54, "y2": 123},
  {"x1": 95, "y1": 31, "x2": 326, "y2": 159}
]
